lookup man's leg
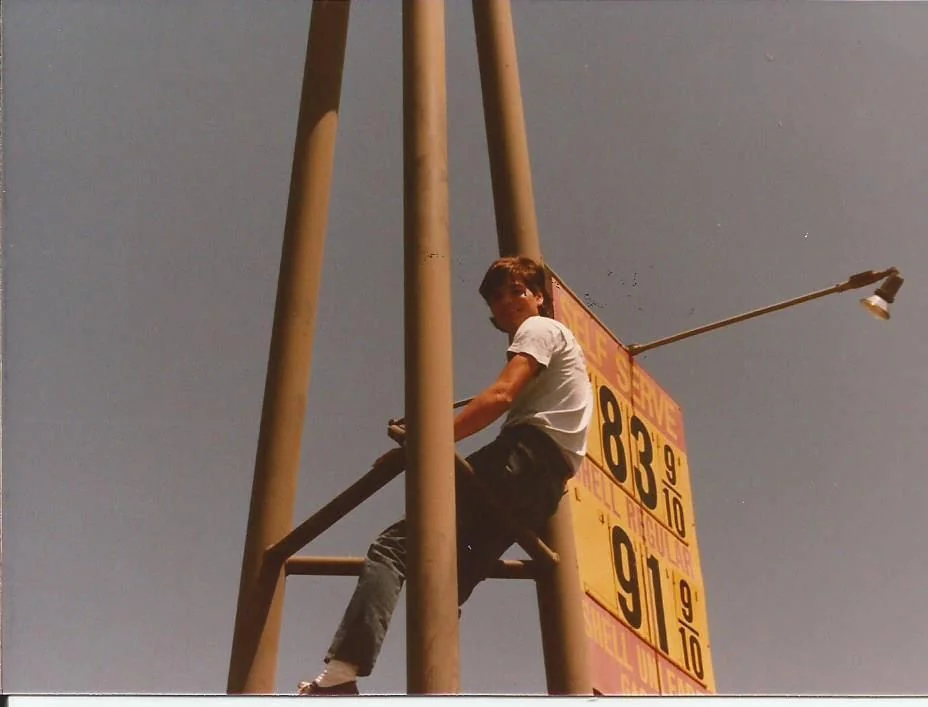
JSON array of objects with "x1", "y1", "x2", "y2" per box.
[
  {"x1": 454, "y1": 456, "x2": 515, "y2": 607},
  {"x1": 322, "y1": 519, "x2": 408, "y2": 679},
  {"x1": 311, "y1": 463, "x2": 496, "y2": 689},
  {"x1": 311, "y1": 483, "x2": 495, "y2": 690},
  {"x1": 307, "y1": 429, "x2": 566, "y2": 691},
  {"x1": 455, "y1": 431, "x2": 565, "y2": 605},
  {"x1": 320, "y1": 476, "x2": 492, "y2": 680}
]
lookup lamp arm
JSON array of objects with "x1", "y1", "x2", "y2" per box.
[{"x1": 627, "y1": 268, "x2": 898, "y2": 357}]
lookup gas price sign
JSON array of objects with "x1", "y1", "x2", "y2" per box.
[{"x1": 550, "y1": 270, "x2": 716, "y2": 694}]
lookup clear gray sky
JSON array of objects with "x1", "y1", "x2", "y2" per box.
[{"x1": 5, "y1": 0, "x2": 928, "y2": 696}]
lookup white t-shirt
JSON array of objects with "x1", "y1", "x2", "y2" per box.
[{"x1": 503, "y1": 315, "x2": 594, "y2": 473}]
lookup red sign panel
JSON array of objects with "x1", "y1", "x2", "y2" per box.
[{"x1": 583, "y1": 595, "x2": 660, "y2": 695}]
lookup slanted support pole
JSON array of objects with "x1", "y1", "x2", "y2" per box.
[
  {"x1": 227, "y1": 0, "x2": 350, "y2": 694},
  {"x1": 473, "y1": 0, "x2": 592, "y2": 695},
  {"x1": 286, "y1": 556, "x2": 539, "y2": 580},
  {"x1": 268, "y1": 448, "x2": 406, "y2": 561}
]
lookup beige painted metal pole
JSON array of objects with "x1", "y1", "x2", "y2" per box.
[
  {"x1": 472, "y1": 0, "x2": 540, "y2": 254},
  {"x1": 532, "y1": 507, "x2": 591, "y2": 694},
  {"x1": 402, "y1": 0, "x2": 460, "y2": 694},
  {"x1": 473, "y1": 0, "x2": 592, "y2": 695},
  {"x1": 227, "y1": 0, "x2": 350, "y2": 694}
]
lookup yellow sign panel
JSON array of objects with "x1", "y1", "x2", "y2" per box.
[
  {"x1": 570, "y1": 475, "x2": 620, "y2": 618},
  {"x1": 550, "y1": 270, "x2": 715, "y2": 694},
  {"x1": 640, "y1": 523, "x2": 715, "y2": 689},
  {"x1": 633, "y1": 393, "x2": 698, "y2": 548},
  {"x1": 572, "y1": 459, "x2": 650, "y2": 646},
  {"x1": 572, "y1": 458, "x2": 713, "y2": 689},
  {"x1": 586, "y1": 366, "x2": 637, "y2": 501}
]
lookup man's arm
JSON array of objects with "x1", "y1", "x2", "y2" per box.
[{"x1": 453, "y1": 352, "x2": 540, "y2": 442}]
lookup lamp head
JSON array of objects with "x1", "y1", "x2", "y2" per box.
[{"x1": 859, "y1": 273, "x2": 904, "y2": 321}]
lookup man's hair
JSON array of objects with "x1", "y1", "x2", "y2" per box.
[{"x1": 478, "y1": 256, "x2": 554, "y2": 318}]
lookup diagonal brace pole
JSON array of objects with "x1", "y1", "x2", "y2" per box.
[
  {"x1": 267, "y1": 447, "x2": 407, "y2": 561},
  {"x1": 227, "y1": 0, "x2": 351, "y2": 694},
  {"x1": 286, "y1": 556, "x2": 539, "y2": 580}
]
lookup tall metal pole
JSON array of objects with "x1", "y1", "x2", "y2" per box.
[
  {"x1": 402, "y1": 0, "x2": 460, "y2": 694},
  {"x1": 473, "y1": 0, "x2": 592, "y2": 695},
  {"x1": 227, "y1": 0, "x2": 350, "y2": 694},
  {"x1": 0, "y1": 0, "x2": 6, "y2": 689},
  {"x1": 472, "y1": 0, "x2": 539, "y2": 252}
]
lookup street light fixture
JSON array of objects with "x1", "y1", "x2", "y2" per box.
[
  {"x1": 859, "y1": 272, "x2": 904, "y2": 321},
  {"x1": 626, "y1": 267, "x2": 903, "y2": 357}
]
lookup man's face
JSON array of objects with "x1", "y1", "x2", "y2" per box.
[{"x1": 487, "y1": 277, "x2": 544, "y2": 334}]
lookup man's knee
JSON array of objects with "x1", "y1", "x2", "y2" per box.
[{"x1": 367, "y1": 519, "x2": 406, "y2": 564}]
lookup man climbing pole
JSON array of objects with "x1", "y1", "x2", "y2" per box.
[{"x1": 299, "y1": 256, "x2": 593, "y2": 695}]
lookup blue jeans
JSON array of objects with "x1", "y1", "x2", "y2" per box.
[{"x1": 324, "y1": 424, "x2": 571, "y2": 676}]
